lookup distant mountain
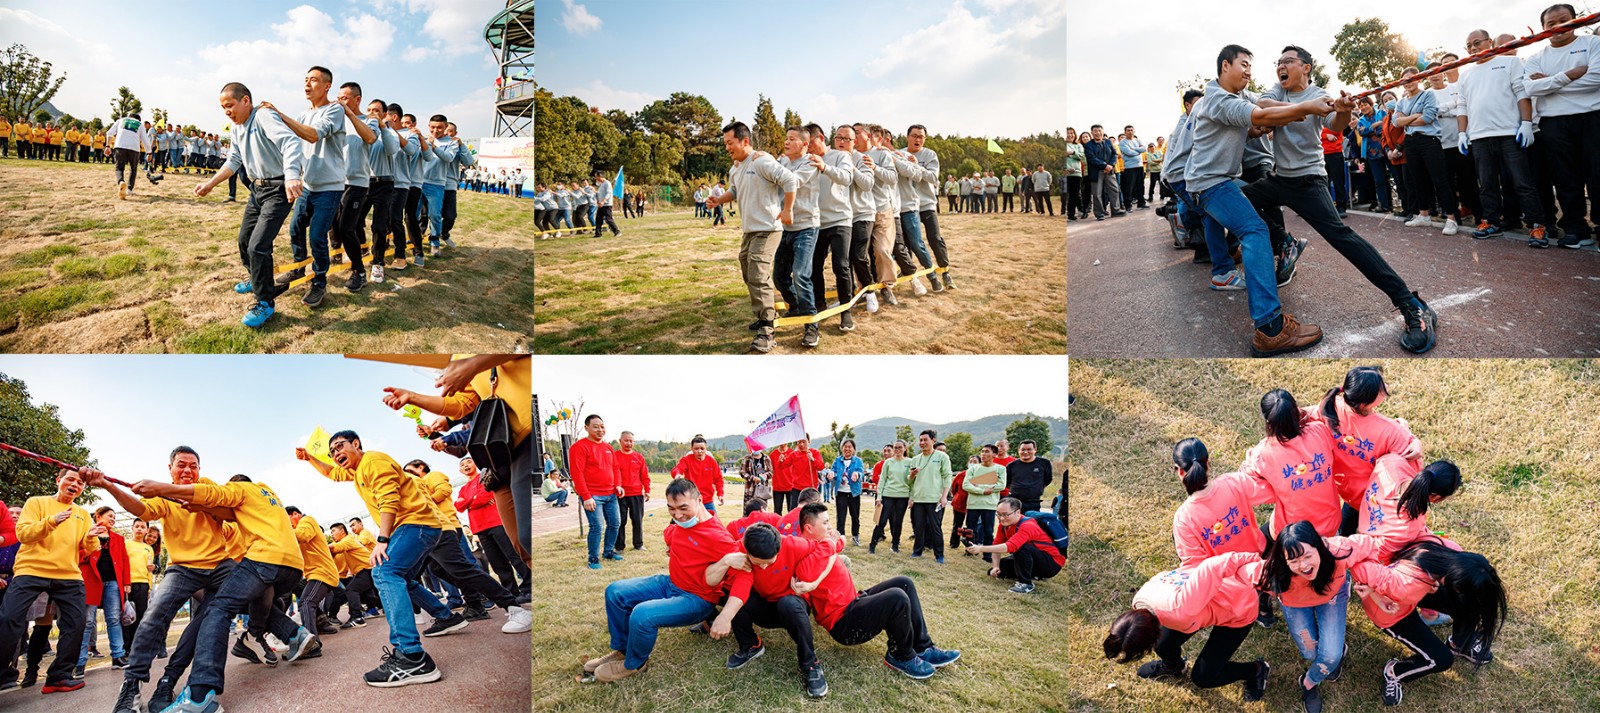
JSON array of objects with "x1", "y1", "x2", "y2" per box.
[{"x1": 706, "y1": 412, "x2": 1067, "y2": 453}]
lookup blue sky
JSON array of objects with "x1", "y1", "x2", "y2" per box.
[
  {"x1": 0, "y1": 0, "x2": 507, "y2": 139},
  {"x1": 538, "y1": 0, "x2": 1066, "y2": 139},
  {"x1": 0, "y1": 355, "x2": 477, "y2": 528},
  {"x1": 536, "y1": 355, "x2": 1069, "y2": 443}
]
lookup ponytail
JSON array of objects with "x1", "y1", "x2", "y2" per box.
[
  {"x1": 1326, "y1": 367, "x2": 1388, "y2": 438},
  {"x1": 1104, "y1": 608, "x2": 1161, "y2": 663},
  {"x1": 1172, "y1": 438, "x2": 1210, "y2": 495},
  {"x1": 1260, "y1": 389, "x2": 1302, "y2": 443},
  {"x1": 1319, "y1": 386, "x2": 1344, "y2": 436},
  {"x1": 1398, "y1": 460, "x2": 1460, "y2": 519}
]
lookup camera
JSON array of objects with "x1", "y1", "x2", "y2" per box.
[{"x1": 956, "y1": 527, "x2": 975, "y2": 548}]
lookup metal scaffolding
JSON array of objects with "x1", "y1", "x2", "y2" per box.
[{"x1": 484, "y1": 0, "x2": 535, "y2": 137}]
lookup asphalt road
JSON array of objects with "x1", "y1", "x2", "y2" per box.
[{"x1": 1067, "y1": 206, "x2": 1600, "y2": 357}]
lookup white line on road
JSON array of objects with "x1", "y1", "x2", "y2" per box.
[{"x1": 1307, "y1": 287, "x2": 1493, "y2": 355}]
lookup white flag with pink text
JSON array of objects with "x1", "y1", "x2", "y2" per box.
[{"x1": 745, "y1": 395, "x2": 807, "y2": 451}]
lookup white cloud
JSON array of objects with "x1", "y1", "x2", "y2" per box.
[
  {"x1": 561, "y1": 0, "x2": 602, "y2": 35},
  {"x1": 571, "y1": 79, "x2": 661, "y2": 113},
  {"x1": 436, "y1": 85, "x2": 496, "y2": 140},
  {"x1": 403, "y1": 45, "x2": 438, "y2": 63},
  {"x1": 402, "y1": 0, "x2": 505, "y2": 56}
]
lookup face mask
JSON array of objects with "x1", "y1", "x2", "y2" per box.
[{"x1": 675, "y1": 515, "x2": 700, "y2": 529}]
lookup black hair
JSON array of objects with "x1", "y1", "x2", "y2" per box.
[
  {"x1": 1398, "y1": 460, "x2": 1460, "y2": 520},
  {"x1": 934, "y1": 441, "x2": 946, "y2": 450},
  {"x1": 798, "y1": 502, "x2": 829, "y2": 530},
  {"x1": 285, "y1": 506, "x2": 302, "y2": 516},
  {"x1": 665, "y1": 477, "x2": 700, "y2": 500},
  {"x1": 981, "y1": 443, "x2": 999, "y2": 455},
  {"x1": 386, "y1": 102, "x2": 403, "y2": 115},
  {"x1": 1392, "y1": 542, "x2": 1507, "y2": 651},
  {"x1": 583, "y1": 414, "x2": 602, "y2": 426},
  {"x1": 1259, "y1": 521, "x2": 1338, "y2": 596},
  {"x1": 340, "y1": 81, "x2": 362, "y2": 95},
  {"x1": 330, "y1": 430, "x2": 360, "y2": 447},
  {"x1": 229, "y1": 474, "x2": 251, "y2": 482},
  {"x1": 330, "y1": 523, "x2": 348, "y2": 534},
  {"x1": 1090, "y1": 123, "x2": 1103, "y2": 130},
  {"x1": 743, "y1": 498, "x2": 767, "y2": 516},
  {"x1": 402, "y1": 114, "x2": 416, "y2": 124},
  {"x1": 429, "y1": 114, "x2": 448, "y2": 124},
  {"x1": 1182, "y1": 89, "x2": 1203, "y2": 106},
  {"x1": 349, "y1": 517, "x2": 364, "y2": 524},
  {"x1": 1260, "y1": 389, "x2": 1302, "y2": 443},
  {"x1": 1217, "y1": 44, "x2": 1252, "y2": 76},
  {"x1": 1321, "y1": 366, "x2": 1387, "y2": 437},
  {"x1": 907, "y1": 123, "x2": 927, "y2": 135},
  {"x1": 722, "y1": 121, "x2": 751, "y2": 142},
  {"x1": 1542, "y1": 4, "x2": 1578, "y2": 26},
  {"x1": 786, "y1": 125, "x2": 808, "y2": 141},
  {"x1": 804, "y1": 122, "x2": 825, "y2": 142},
  {"x1": 997, "y1": 496, "x2": 1024, "y2": 514},
  {"x1": 744, "y1": 522, "x2": 781, "y2": 560},
  {"x1": 404, "y1": 459, "x2": 431, "y2": 473},
  {"x1": 1172, "y1": 438, "x2": 1210, "y2": 495},
  {"x1": 308, "y1": 65, "x2": 332, "y2": 82},
  {"x1": 920, "y1": 429, "x2": 938, "y2": 440},
  {"x1": 690, "y1": 435, "x2": 707, "y2": 446},
  {"x1": 1281, "y1": 45, "x2": 1314, "y2": 67},
  {"x1": 1019, "y1": 439, "x2": 1037, "y2": 449},
  {"x1": 1104, "y1": 608, "x2": 1161, "y2": 662},
  {"x1": 797, "y1": 487, "x2": 820, "y2": 504},
  {"x1": 221, "y1": 82, "x2": 252, "y2": 101},
  {"x1": 841, "y1": 439, "x2": 855, "y2": 449},
  {"x1": 170, "y1": 445, "x2": 200, "y2": 464}
]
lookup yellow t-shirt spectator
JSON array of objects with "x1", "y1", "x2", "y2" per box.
[
  {"x1": 12, "y1": 496, "x2": 100, "y2": 581},
  {"x1": 126, "y1": 539, "x2": 156, "y2": 584}
]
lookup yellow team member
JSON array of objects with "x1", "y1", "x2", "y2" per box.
[
  {"x1": 16, "y1": 120, "x2": 32, "y2": 159},
  {"x1": 329, "y1": 521, "x2": 374, "y2": 627},
  {"x1": 128, "y1": 474, "x2": 317, "y2": 708},
  {"x1": 1, "y1": 114, "x2": 13, "y2": 158},
  {"x1": 220, "y1": 522, "x2": 246, "y2": 561},
  {"x1": 84, "y1": 446, "x2": 234, "y2": 710},
  {"x1": 124, "y1": 520, "x2": 156, "y2": 645},
  {"x1": 286, "y1": 508, "x2": 341, "y2": 637},
  {"x1": 91, "y1": 127, "x2": 106, "y2": 162},
  {"x1": 0, "y1": 468, "x2": 102, "y2": 693},
  {"x1": 397, "y1": 456, "x2": 526, "y2": 626},
  {"x1": 351, "y1": 517, "x2": 378, "y2": 551}
]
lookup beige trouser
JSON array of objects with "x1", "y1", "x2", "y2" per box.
[
  {"x1": 740, "y1": 230, "x2": 781, "y2": 323},
  {"x1": 870, "y1": 209, "x2": 896, "y2": 287}
]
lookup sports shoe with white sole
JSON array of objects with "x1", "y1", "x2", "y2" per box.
[
  {"x1": 864, "y1": 293, "x2": 879, "y2": 313},
  {"x1": 501, "y1": 605, "x2": 533, "y2": 633}
]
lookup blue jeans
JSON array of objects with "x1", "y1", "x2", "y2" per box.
[
  {"x1": 559, "y1": 208, "x2": 573, "y2": 229},
  {"x1": 604, "y1": 574, "x2": 717, "y2": 670},
  {"x1": 78, "y1": 579, "x2": 127, "y2": 665},
  {"x1": 774, "y1": 227, "x2": 818, "y2": 316},
  {"x1": 1170, "y1": 179, "x2": 1237, "y2": 279},
  {"x1": 123, "y1": 561, "x2": 234, "y2": 684},
  {"x1": 421, "y1": 183, "x2": 446, "y2": 243},
  {"x1": 899, "y1": 212, "x2": 933, "y2": 267},
  {"x1": 190, "y1": 558, "x2": 303, "y2": 693},
  {"x1": 289, "y1": 189, "x2": 341, "y2": 284},
  {"x1": 169, "y1": 148, "x2": 181, "y2": 167},
  {"x1": 588, "y1": 204, "x2": 597, "y2": 225},
  {"x1": 545, "y1": 490, "x2": 569, "y2": 506},
  {"x1": 585, "y1": 495, "x2": 621, "y2": 563},
  {"x1": 1280, "y1": 578, "x2": 1350, "y2": 686},
  {"x1": 372, "y1": 524, "x2": 444, "y2": 655},
  {"x1": 1189, "y1": 180, "x2": 1282, "y2": 328}
]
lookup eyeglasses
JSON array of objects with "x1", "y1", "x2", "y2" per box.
[{"x1": 329, "y1": 440, "x2": 353, "y2": 452}]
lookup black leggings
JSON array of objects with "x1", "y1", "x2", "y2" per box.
[
  {"x1": 387, "y1": 186, "x2": 411, "y2": 261},
  {"x1": 835, "y1": 493, "x2": 861, "y2": 537},
  {"x1": 128, "y1": 582, "x2": 151, "y2": 646},
  {"x1": 405, "y1": 187, "x2": 425, "y2": 253},
  {"x1": 811, "y1": 224, "x2": 852, "y2": 313},
  {"x1": 1154, "y1": 623, "x2": 1255, "y2": 689},
  {"x1": 827, "y1": 576, "x2": 935, "y2": 660},
  {"x1": 1403, "y1": 134, "x2": 1457, "y2": 218},
  {"x1": 910, "y1": 501, "x2": 944, "y2": 558},
  {"x1": 731, "y1": 594, "x2": 815, "y2": 667},
  {"x1": 340, "y1": 569, "x2": 376, "y2": 620},
  {"x1": 870, "y1": 496, "x2": 910, "y2": 548},
  {"x1": 614, "y1": 494, "x2": 646, "y2": 551},
  {"x1": 1384, "y1": 587, "x2": 1482, "y2": 682}
]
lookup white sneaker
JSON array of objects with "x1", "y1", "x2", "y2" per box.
[
  {"x1": 864, "y1": 293, "x2": 880, "y2": 314},
  {"x1": 372, "y1": 265, "x2": 385, "y2": 283},
  {"x1": 1442, "y1": 218, "x2": 1458, "y2": 235},
  {"x1": 1404, "y1": 215, "x2": 1430, "y2": 227},
  {"x1": 501, "y1": 605, "x2": 532, "y2": 634},
  {"x1": 430, "y1": 245, "x2": 441, "y2": 257},
  {"x1": 912, "y1": 278, "x2": 927, "y2": 296}
]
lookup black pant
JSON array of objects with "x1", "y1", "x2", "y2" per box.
[
  {"x1": 1243, "y1": 173, "x2": 1412, "y2": 306},
  {"x1": 0, "y1": 137, "x2": 8, "y2": 157},
  {"x1": 731, "y1": 593, "x2": 815, "y2": 667},
  {"x1": 1154, "y1": 623, "x2": 1254, "y2": 689},
  {"x1": 113, "y1": 147, "x2": 140, "y2": 189},
  {"x1": 947, "y1": 195, "x2": 959, "y2": 212},
  {"x1": 1403, "y1": 134, "x2": 1457, "y2": 217},
  {"x1": 1472, "y1": 136, "x2": 1544, "y2": 227},
  {"x1": 593, "y1": 205, "x2": 619, "y2": 236},
  {"x1": 127, "y1": 582, "x2": 151, "y2": 648},
  {"x1": 363, "y1": 179, "x2": 395, "y2": 261},
  {"x1": 948, "y1": 509, "x2": 967, "y2": 549},
  {"x1": 812, "y1": 224, "x2": 852, "y2": 313},
  {"x1": 297, "y1": 580, "x2": 334, "y2": 633},
  {"x1": 835, "y1": 492, "x2": 861, "y2": 537},
  {"x1": 1066, "y1": 176, "x2": 1084, "y2": 217},
  {"x1": 428, "y1": 529, "x2": 517, "y2": 610},
  {"x1": 1382, "y1": 608, "x2": 1455, "y2": 683},
  {"x1": 0, "y1": 576, "x2": 87, "y2": 686},
  {"x1": 405, "y1": 187, "x2": 424, "y2": 254},
  {"x1": 1123, "y1": 166, "x2": 1146, "y2": 207},
  {"x1": 477, "y1": 525, "x2": 532, "y2": 595},
  {"x1": 909, "y1": 501, "x2": 944, "y2": 558},
  {"x1": 237, "y1": 180, "x2": 291, "y2": 306},
  {"x1": 340, "y1": 569, "x2": 376, "y2": 620},
  {"x1": 998, "y1": 541, "x2": 1061, "y2": 584},
  {"x1": 442, "y1": 189, "x2": 458, "y2": 241},
  {"x1": 966, "y1": 508, "x2": 996, "y2": 562},
  {"x1": 615, "y1": 494, "x2": 646, "y2": 551},
  {"x1": 1323, "y1": 153, "x2": 1349, "y2": 209},
  {"x1": 918, "y1": 209, "x2": 948, "y2": 269},
  {"x1": 870, "y1": 496, "x2": 910, "y2": 549},
  {"x1": 1003, "y1": 191, "x2": 1015, "y2": 211},
  {"x1": 827, "y1": 576, "x2": 934, "y2": 660},
  {"x1": 335, "y1": 184, "x2": 369, "y2": 272},
  {"x1": 387, "y1": 185, "x2": 411, "y2": 260},
  {"x1": 1538, "y1": 109, "x2": 1600, "y2": 240},
  {"x1": 1034, "y1": 190, "x2": 1053, "y2": 215},
  {"x1": 1446, "y1": 146, "x2": 1480, "y2": 219},
  {"x1": 1339, "y1": 502, "x2": 1359, "y2": 537},
  {"x1": 848, "y1": 219, "x2": 874, "y2": 295}
]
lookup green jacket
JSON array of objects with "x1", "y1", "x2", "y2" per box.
[
  {"x1": 1001, "y1": 174, "x2": 1016, "y2": 192},
  {"x1": 1065, "y1": 143, "x2": 1086, "y2": 176},
  {"x1": 907, "y1": 450, "x2": 953, "y2": 503},
  {"x1": 878, "y1": 458, "x2": 913, "y2": 498},
  {"x1": 961, "y1": 463, "x2": 1007, "y2": 510}
]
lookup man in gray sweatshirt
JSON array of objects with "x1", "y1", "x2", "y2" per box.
[
  {"x1": 907, "y1": 125, "x2": 951, "y2": 289},
  {"x1": 775, "y1": 125, "x2": 828, "y2": 348},
  {"x1": 267, "y1": 65, "x2": 347, "y2": 309},
  {"x1": 804, "y1": 122, "x2": 859, "y2": 334},
  {"x1": 1119, "y1": 127, "x2": 1147, "y2": 209},
  {"x1": 706, "y1": 121, "x2": 797, "y2": 353},
  {"x1": 860, "y1": 123, "x2": 903, "y2": 304}
]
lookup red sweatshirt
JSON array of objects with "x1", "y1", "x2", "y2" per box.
[
  {"x1": 663, "y1": 515, "x2": 739, "y2": 604},
  {"x1": 613, "y1": 449, "x2": 650, "y2": 497},
  {"x1": 870, "y1": 461, "x2": 884, "y2": 490},
  {"x1": 453, "y1": 474, "x2": 502, "y2": 534},
  {"x1": 998, "y1": 517, "x2": 1065, "y2": 567},
  {"x1": 1240, "y1": 418, "x2": 1340, "y2": 537},
  {"x1": 727, "y1": 535, "x2": 844, "y2": 604},
  {"x1": 0, "y1": 500, "x2": 15, "y2": 549},
  {"x1": 776, "y1": 506, "x2": 804, "y2": 536},
  {"x1": 775, "y1": 447, "x2": 824, "y2": 492},
  {"x1": 993, "y1": 456, "x2": 1017, "y2": 496},
  {"x1": 794, "y1": 539, "x2": 858, "y2": 629},
  {"x1": 1133, "y1": 551, "x2": 1260, "y2": 633},
  {"x1": 671, "y1": 453, "x2": 723, "y2": 504},
  {"x1": 80, "y1": 531, "x2": 130, "y2": 606},
  {"x1": 568, "y1": 438, "x2": 618, "y2": 500},
  {"x1": 1302, "y1": 400, "x2": 1418, "y2": 506},
  {"x1": 1351, "y1": 558, "x2": 1438, "y2": 630},
  {"x1": 950, "y1": 470, "x2": 969, "y2": 512},
  {"x1": 726, "y1": 510, "x2": 781, "y2": 540},
  {"x1": 1173, "y1": 472, "x2": 1273, "y2": 567}
]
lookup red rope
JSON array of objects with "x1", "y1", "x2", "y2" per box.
[{"x1": 1348, "y1": 12, "x2": 1600, "y2": 100}]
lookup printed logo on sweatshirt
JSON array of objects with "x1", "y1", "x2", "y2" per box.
[
  {"x1": 1155, "y1": 569, "x2": 1192, "y2": 589},
  {"x1": 1200, "y1": 505, "x2": 1253, "y2": 550},
  {"x1": 1363, "y1": 481, "x2": 1386, "y2": 533},
  {"x1": 1336, "y1": 434, "x2": 1379, "y2": 465},
  {"x1": 1280, "y1": 452, "x2": 1330, "y2": 492}
]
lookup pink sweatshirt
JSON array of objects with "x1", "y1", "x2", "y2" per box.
[
  {"x1": 1242, "y1": 419, "x2": 1340, "y2": 537},
  {"x1": 1173, "y1": 472, "x2": 1273, "y2": 567},
  {"x1": 1357, "y1": 454, "x2": 1433, "y2": 563},
  {"x1": 1304, "y1": 400, "x2": 1418, "y2": 506},
  {"x1": 1132, "y1": 552, "x2": 1261, "y2": 633},
  {"x1": 1239, "y1": 534, "x2": 1379, "y2": 608}
]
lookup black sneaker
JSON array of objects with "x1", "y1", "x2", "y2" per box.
[
  {"x1": 1326, "y1": 657, "x2": 1343, "y2": 683},
  {"x1": 750, "y1": 328, "x2": 775, "y2": 353},
  {"x1": 748, "y1": 319, "x2": 762, "y2": 331},
  {"x1": 73, "y1": 665, "x2": 85, "y2": 679},
  {"x1": 112, "y1": 679, "x2": 141, "y2": 713},
  {"x1": 461, "y1": 605, "x2": 491, "y2": 621},
  {"x1": 318, "y1": 619, "x2": 341, "y2": 635},
  {"x1": 149, "y1": 675, "x2": 177, "y2": 711},
  {"x1": 21, "y1": 666, "x2": 38, "y2": 687},
  {"x1": 929, "y1": 277, "x2": 944, "y2": 293},
  {"x1": 802, "y1": 662, "x2": 828, "y2": 699},
  {"x1": 112, "y1": 656, "x2": 128, "y2": 669},
  {"x1": 232, "y1": 633, "x2": 275, "y2": 667},
  {"x1": 840, "y1": 312, "x2": 855, "y2": 332},
  {"x1": 346, "y1": 271, "x2": 366, "y2": 292},
  {"x1": 1303, "y1": 682, "x2": 1324, "y2": 713},
  {"x1": 802, "y1": 323, "x2": 820, "y2": 348},
  {"x1": 868, "y1": 539, "x2": 878, "y2": 554},
  {"x1": 298, "y1": 640, "x2": 324, "y2": 659},
  {"x1": 274, "y1": 267, "x2": 304, "y2": 287},
  {"x1": 1136, "y1": 658, "x2": 1186, "y2": 680},
  {"x1": 1381, "y1": 660, "x2": 1403, "y2": 706},
  {"x1": 1242, "y1": 659, "x2": 1270, "y2": 702},
  {"x1": 1256, "y1": 593, "x2": 1276, "y2": 628},
  {"x1": 1397, "y1": 292, "x2": 1437, "y2": 354},
  {"x1": 1276, "y1": 236, "x2": 1308, "y2": 287},
  {"x1": 423, "y1": 612, "x2": 469, "y2": 637},
  {"x1": 882, "y1": 289, "x2": 899, "y2": 306},
  {"x1": 942, "y1": 273, "x2": 954, "y2": 290},
  {"x1": 726, "y1": 639, "x2": 765, "y2": 669},
  {"x1": 303, "y1": 281, "x2": 326, "y2": 307},
  {"x1": 1448, "y1": 634, "x2": 1494, "y2": 669},
  {"x1": 363, "y1": 647, "x2": 442, "y2": 688}
]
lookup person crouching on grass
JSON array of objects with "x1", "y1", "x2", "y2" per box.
[{"x1": 964, "y1": 497, "x2": 1064, "y2": 594}]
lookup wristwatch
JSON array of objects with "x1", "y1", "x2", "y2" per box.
[{"x1": 376, "y1": 535, "x2": 391, "y2": 544}]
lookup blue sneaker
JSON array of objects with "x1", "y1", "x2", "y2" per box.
[
  {"x1": 241, "y1": 301, "x2": 274, "y2": 328},
  {"x1": 883, "y1": 652, "x2": 935, "y2": 680},
  {"x1": 587, "y1": 561, "x2": 601, "y2": 570},
  {"x1": 282, "y1": 627, "x2": 317, "y2": 662},
  {"x1": 412, "y1": 255, "x2": 425, "y2": 267},
  {"x1": 917, "y1": 646, "x2": 961, "y2": 668},
  {"x1": 603, "y1": 551, "x2": 624, "y2": 561},
  {"x1": 1210, "y1": 269, "x2": 1246, "y2": 291},
  {"x1": 233, "y1": 280, "x2": 252, "y2": 294},
  {"x1": 161, "y1": 687, "x2": 221, "y2": 712}
]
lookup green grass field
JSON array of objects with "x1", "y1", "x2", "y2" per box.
[
  {"x1": 532, "y1": 209, "x2": 1065, "y2": 354},
  {"x1": 0, "y1": 157, "x2": 532, "y2": 352},
  {"x1": 1066, "y1": 359, "x2": 1600, "y2": 712},
  {"x1": 528, "y1": 478, "x2": 1068, "y2": 711}
]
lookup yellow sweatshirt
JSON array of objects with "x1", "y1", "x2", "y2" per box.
[
  {"x1": 324, "y1": 451, "x2": 439, "y2": 530},
  {"x1": 140, "y1": 477, "x2": 229, "y2": 569},
  {"x1": 438, "y1": 355, "x2": 532, "y2": 446},
  {"x1": 420, "y1": 471, "x2": 461, "y2": 531},
  {"x1": 13, "y1": 496, "x2": 99, "y2": 581},
  {"x1": 330, "y1": 535, "x2": 372, "y2": 576},
  {"x1": 356, "y1": 528, "x2": 377, "y2": 551},
  {"x1": 192, "y1": 481, "x2": 303, "y2": 570},
  {"x1": 292, "y1": 515, "x2": 339, "y2": 586},
  {"x1": 221, "y1": 522, "x2": 245, "y2": 561},
  {"x1": 125, "y1": 540, "x2": 156, "y2": 584}
]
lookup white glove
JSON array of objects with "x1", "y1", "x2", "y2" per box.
[
  {"x1": 1457, "y1": 132, "x2": 1470, "y2": 155},
  {"x1": 1516, "y1": 121, "x2": 1536, "y2": 149}
]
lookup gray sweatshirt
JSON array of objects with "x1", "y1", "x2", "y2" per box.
[
  {"x1": 343, "y1": 116, "x2": 376, "y2": 188},
  {"x1": 779, "y1": 152, "x2": 823, "y2": 230},
  {"x1": 370, "y1": 125, "x2": 401, "y2": 180},
  {"x1": 728, "y1": 151, "x2": 799, "y2": 233},
  {"x1": 1262, "y1": 84, "x2": 1327, "y2": 177},
  {"x1": 1031, "y1": 169, "x2": 1052, "y2": 192},
  {"x1": 892, "y1": 148, "x2": 934, "y2": 213},
  {"x1": 868, "y1": 147, "x2": 899, "y2": 214},
  {"x1": 1185, "y1": 80, "x2": 1259, "y2": 192},
  {"x1": 908, "y1": 147, "x2": 941, "y2": 210},
  {"x1": 295, "y1": 103, "x2": 347, "y2": 194},
  {"x1": 1163, "y1": 111, "x2": 1196, "y2": 185},
  {"x1": 850, "y1": 150, "x2": 876, "y2": 222},
  {"x1": 815, "y1": 149, "x2": 857, "y2": 229}
]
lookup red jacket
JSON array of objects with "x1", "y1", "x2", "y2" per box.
[
  {"x1": 775, "y1": 447, "x2": 824, "y2": 492},
  {"x1": 80, "y1": 531, "x2": 130, "y2": 606},
  {"x1": 671, "y1": 454, "x2": 723, "y2": 503},
  {"x1": 613, "y1": 450, "x2": 650, "y2": 497},
  {"x1": 0, "y1": 499, "x2": 15, "y2": 549},
  {"x1": 950, "y1": 471, "x2": 969, "y2": 512},
  {"x1": 726, "y1": 510, "x2": 781, "y2": 540},
  {"x1": 998, "y1": 518, "x2": 1065, "y2": 567},
  {"x1": 1319, "y1": 127, "x2": 1344, "y2": 155},
  {"x1": 569, "y1": 438, "x2": 618, "y2": 500},
  {"x1": 453, "y1": 474, "x2": 502, "y2": 534}
]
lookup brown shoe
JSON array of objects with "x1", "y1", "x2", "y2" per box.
[
  {"x1": 1251, "y1": 312, "x2": 1323, "y2": 357},
  {"x1": 582, "y1": 650, "x2": 624, "y2": 675},
  {"x1": 594, "y1": 659, "x2": 646, "y2": 683}
]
